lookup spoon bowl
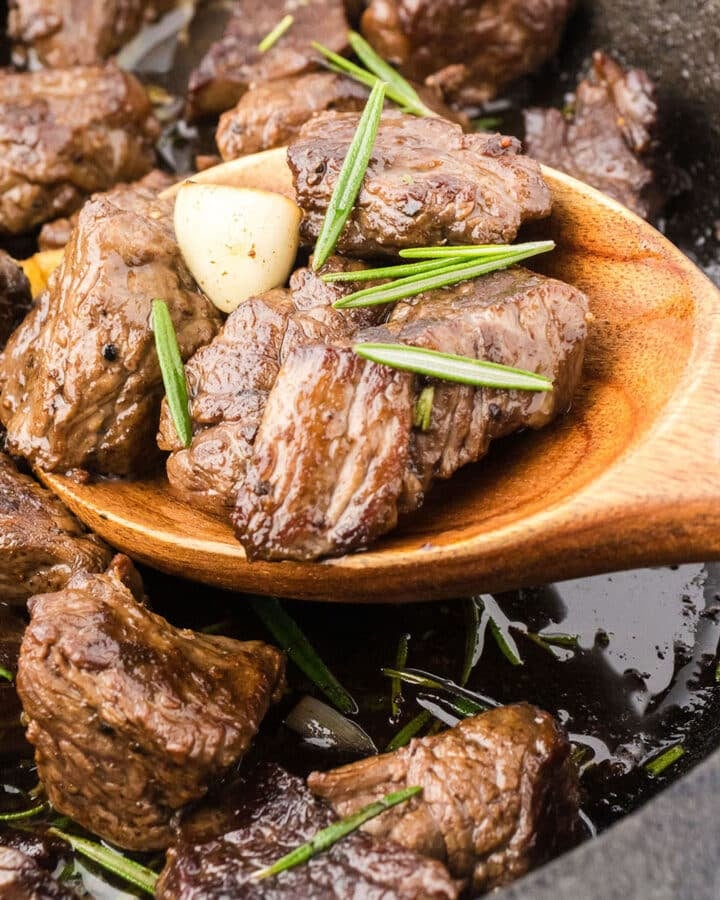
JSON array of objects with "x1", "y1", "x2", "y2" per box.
[{"x1": 39, "y1": 166, "x2": 720, "y2": 602}]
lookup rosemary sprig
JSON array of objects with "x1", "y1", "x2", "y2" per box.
[
  {"x1": 391, "y1": 634, "x2": 409, "y2": 719},
  {"x1": 399, "y1": 240, "x2": 554, "y2": 260},
  {"x1": 413, "y1": 385, "x2": 434, "y2": 431},
  {"x1": 355, "y1": 343, "x2": 552, "y2": 392},
  {"x1": 252, "y1": 786, "x2": 422, "y2": 880},
  {"x1": 0, "y1": 802, "x2": 46, "y2": 822},
  {"x1": 644, "y1": 743, "x2": 685, "y2": 777},
  {"x1": 257, "y1": 14, "x2": 294, "y2": 52},
  {"x1": 250, "y1": 597, "x2": 357, "y2": 714},
  {"x1": 347, "y1": 31, "x2": 434, "y2": 117},
  {"x1": 48, "y1": 828, "x2": 158, "y2": 895},
  {"x1": 151, "y1": 299, "x2": 191, "y2": 448},
  {"x1": 312, "y1": 39, "x2": 432, "y2": 118},
  {"x1": 333, "y1": 243, "x2": 555, "y2": 308},
  {"x1": 322, "y1": 256, "x2": 466, "y2": 283},
  {"x1": 460, "y1": 597, "x2": 486, "y2": 687},
  {"x1": 386, "y1": 710, "x2": 432, "y2": 751},
  {"x1": 0, "y1": 666, "x2": 13, "y2": 682},
  {"x1": 381, "y1": 667, "x2": 499, "y2": 711},
  {"x1": 312, "y1": 80, "x2": 386, "y2": 270}
]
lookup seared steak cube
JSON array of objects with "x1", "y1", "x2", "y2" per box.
[
  {"x1": 524, "y1": 52, "x2": 657, "y2": 217},
  {"x1": 8, "y1": 0, "x2": 177, "y2": 68},
  {"x1": 360, "y1": 0, "x2": 574, "y2": 108},
  {"x1": 0, "y1": 251, "x2": 31, "y2": 350},
  {"x1": 0, "y1": 847, "x2": 79, "y2": 899},
  {"x1": 156, "y1": 762, "x2": 460, "y2": 899},
  {"x1": 0, "y1": 452, "x2": 111, "y2": 604},
  {"x1": 288, "y1": 111, "x2": 551, "y2": 256},
  {"x1": 187, "y1": 0, "x2": 351, "y2": 119},
  {"x1": 309, "y1": 704, "x2": 580, "y2": 892},
  {"x1": 17, "y1": 555, "x2": 286, "y2": 851},
  {"x1": 0, "y1": 65, "x2": 158, "y2": 235},
  {"x1": 0, "y1": 177, "x2": 221, "y2": 476}
]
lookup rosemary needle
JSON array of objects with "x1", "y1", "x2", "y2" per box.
[
  {"x1": 645, "y1": 743, "x2": 685, "y2": 777},
  {"x1": 151, "y1": 300, "x2": 192, "y2": 448},
  {"x1": 355, "y1": 343, "x2": 553, "y2": 392},
  {"x1": 49, "y1": 828, "x2": 158, "y2": 895},
  {"x1": 399, "y1": 240, "x2": 555, "y2": 260},
  {"x1": 312, "y1": 80, "x2": 386, "y2": 270},
  {"x1": 252, "y1": 786, "x2": 422, "y2": 880},
  {"x1": 257, "y1": 14, "x2": 294, "y2": 52},
  {"x1": 321, "y1": 256, "x2": 467, "y2": 283}
]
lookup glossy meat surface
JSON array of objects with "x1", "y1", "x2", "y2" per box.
[
  {"x1": 17, "y1": 555, "x2": 286, "y2": 850},
  {"x1": 0, "y1": 453, "x2": 111, "y2": 604},
  {"x1": 0, "y1": 65, "x2": 158, "y2": 235},
  {"x1": 8, "y1": 0, "x2": 176, "y2": 67},
  {"x1": 309, "y1": 704, "x2": 580, "y2": 892},
  {"x1": 0, "y1": 251, "x2": 31, "y2": 350},
  {"x1": 361, "y1": 0, "x2": 574, "y2": 107},
  {"x1": 524, "y1": 52, "x2": 657, "y2": 216},
  {"x1": 156, "y1": 762, "x2": 461, "y2": 899},
  {"x1": 187, "y1": 0, "x2": 350, "y2": 118},
  {"x1": 158, "y1": 259, "x2": 380, "y2": 515},
  {"x1": 0, "y1": 847, "x2": 78, "y2": 900},
  {"x1": 289, "y1": 112, "x2": 551, "y2": 256},
  {"x1": 0, "y1": 176, "x2": 221, "y2": 476}
]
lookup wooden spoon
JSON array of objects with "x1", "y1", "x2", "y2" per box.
[{"x1": 39, "y1": 166, "x2": 720, "y2": 603}]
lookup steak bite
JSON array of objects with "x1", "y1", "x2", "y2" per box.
[
  {"x1": 288, "y1": 111, "x2": 552, "y2": 256},
  {"x1": 0, "y1": 251, "x2": 31, "y2": 350},
  {"x1": 524, "y1": 52, "x2": 657, "y2": 217},
  {"x1": 0, "y1": 847, "x2": 79, "y2": 900},
  {"x1": 0, "y1": 452, "x2": 111, "y2": 604},
  {"x1": 8, "y1": 0, "x2": 177, "y2": 68},
  {"x1": 0, "y1": 65, "x2": 159, "y2": 235},
  {"x1": 187, "y1": 0, "x2": 351, "y2": 119},
  {"x1": 17, "y1": 555, "x2": 286, "y2": 851},
  {"x1": 156, "y1": 762, "x2": 461, "y2": 899},
  {"x1": 233, "y1": 344, "x2": 413, "y2": 561},
  {"x1": 309, "y1": 704, "x2": 580, "y2": 892},
  {"x1": 158, "y1": 258, "x2": 381, "y2": 516},
  {"x1": 0, "y1": 178, "x2": 221, "y2": 476},
  {"x1": 360, "y1": 0, "x2": 574, "y2": 108},
  {"x1": 368, "y1": 267, "x2": 590, "y2": 511}
]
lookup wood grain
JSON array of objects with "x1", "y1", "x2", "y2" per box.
[{"x1": 39, "y1": 167, "x2": 720, "y2": 602}]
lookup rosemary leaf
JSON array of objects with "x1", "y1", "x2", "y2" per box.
[
  {"x1": 257, "y1": 14, "x2": 294, "y2": 52},
  {"x1": 48, "y1": 829, "x2": 158, "y2": 895},
  {"x1": 461, "y1": 597, "x2": 487, "y2": 687},
  {"x1": 391, "y1": 634, "x2": 410, "y2": 719},
  {"x1": 321, "y1": 256, "x2": 465, "y2": 283},
  {"x1": 386, "y1": 710, "x2": 432, "y2": 751},
  {"x1": 473, "y1": 116, "x2": 503, "y2": 131},
  {"x1": 334, "y1": 243, "x2": 554, "y2": 308},
  {"x1": 489, "y1": 618, "x2": 523, "y2": 666},
  {"x1": 348, "y1": 31, "x2": 433, "y2": 117},
  {"x1": 354, "y1": 343, "x2": 552, "y2": 392},
  {"x1": 250, "y1": 597, "x2": 357, "y2": 714},
  {"x1": 151, "y1": 300, "x2": 191, "y2": 448},
  {"x1": 0, "y1": 666, "x2": 13, "y2": 682},
  {"x1": 381, "y1": 667, "x2": 498, "y2": 711},
  {"x1": 252, "y1": 786, "x2": 422, "y2": 881},
  {"x1": 0, "y1": 803, "x2": 46, "y2": 822},
  {"x1": 399, "y1": 240, "x2": 555, "y2": 260},
  {"x1": 312, "y1": 80, "x2": 386, "y2": 270},
  {"x1": 645, "y1": 743, "x2": 685, "y2": 778},
  {"x1": 536, "y1": 632, "x2": 580, "y2": 650},
  {"x1": 413, "y1": 385, "x2": 434, "y2": 431}
]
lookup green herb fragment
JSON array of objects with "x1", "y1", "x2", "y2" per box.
[
  {"x1": 321, "y1": 257, "x2": 465, "y2": 283},
  {"x1": 461, "y1": 596, "x2": 486, "y2": 687},
  {"x1": 250, "y1": 597, "x2": 357, "y2": 714},
  {"x1": 391, "y1": 634, "x2": 410, "y2": 719},
  {"x1": 413, "y1": 386, "x2": 434, "y2": 431},
  {"x1": 381, "y1": 667, "x2": 495, "y2": 711},
  {"x1": 334, "y1": 243, "x2": 555, "y2": 308},
  {"x1": 257, "y1": 14, "x2": 294, "y2": 52},
  {"x1": 355, "y1": 343, "x2": 552, "y2": 392},
  {"x1": 645, "y1": 743, "x2": 685, "y2": 778},
  {"x1": 0, "y1": 666, "x2": 13, "y2": 682},
  {"x1": 537, "y1": 632, "x2": 580, "y2": 650},
  {"x1": 488, "y1": 618, "x2": 523, "y2": 666},
  {"x1": 0, "y1": 803, "x2": 46, "y2": 822},
  {"x1": 48, "y1": 829, "x2": 158, "y2": 895},
  {"x1": 716, "y1": 660, "x2": 720, "y2": 683},
  {"x1": 475, "y1": 595, "x2": 524, "y2": 666},
  {"x1": 252, "y1": 786, "x2": 422, "y2": 881},
  {"x1": 151, "y1": 299, "x2": 191, "y2": 448},
  {"x1": 386, "y1": 710, "x2": 432, "y2": 751},
  {"x1": 398, "y1": 240, "x2": 554, "y2": 260},
  {"x1": 472, "y1": 116, "x2": 503, "y2": 131},
  {"x1": 347, "y1": 31, "x2": 434, "y2": 117},
  {"x1": 312, "y1": 80, "x2": 386, "y2": 270}
]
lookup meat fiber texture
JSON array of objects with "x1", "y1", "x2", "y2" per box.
[
  {"x1": 0, "y1": 65, "x2": 159, "y2": 235},
  {"x1": 156, "y1": 761, "x2": 461, "y2": 899},
  {"x1": 0, "y1": 175, "x2": 221, "y2": 476},
  {"x1": 17, "y1": 555, "x2": 286, "y2": 850},
  {"x1": 309, "y1": 704, "x2": 581, "y2": 892}
]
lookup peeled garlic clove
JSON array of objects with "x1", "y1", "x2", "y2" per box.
[{"x1": 160, "y1": 147, "x2": 294, "y2": 201}]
